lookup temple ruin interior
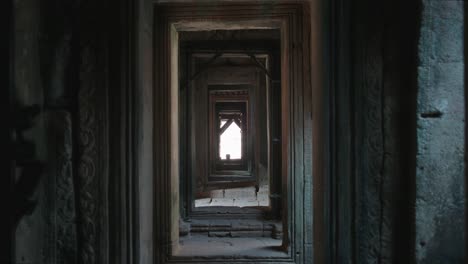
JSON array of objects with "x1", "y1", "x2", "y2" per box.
[{"x1": 4, "y1": 0, "x2": 467, "y2": 263}]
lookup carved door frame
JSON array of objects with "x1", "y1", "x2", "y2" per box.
[
  {"x1": 80, "y1": 0, "x2": 356, "y2": 263},
  {"x1": 152, "y1": 2, "x2": 314, "y2": 263}
]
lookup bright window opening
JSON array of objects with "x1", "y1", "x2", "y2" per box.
[{"x1": 219, "y1": 119, "x2": 242, "y2": 160}]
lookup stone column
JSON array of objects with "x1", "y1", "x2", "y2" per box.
[{"x1": 416, "y1": 0, "x2": 465, "y2": 262}]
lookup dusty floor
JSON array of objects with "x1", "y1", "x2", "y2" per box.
[
  {"x1": 195, "y1": 185, "x2": 270, "y2": 207},
  {"x1": 176, "y1": 234, "x2": 286, "y2": 258}
]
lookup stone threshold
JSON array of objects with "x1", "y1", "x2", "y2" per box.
[{"x1": 181, "y1": 219, "x2": 283, "y2": 239}]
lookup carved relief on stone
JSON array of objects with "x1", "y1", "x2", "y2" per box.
[
  {"x1": 77, "y1": 33, "x2": 109, "y2": 264},
  {"x1": 52, "y1": 111, "x2": 77, "y2": 264},
  {"x1": 78, "y1": 45, "x2": 99, "y2": 264}
]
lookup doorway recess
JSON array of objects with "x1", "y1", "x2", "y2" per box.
[{"x1": 153, "y1": 2, "x2": 313, "y2": 263}]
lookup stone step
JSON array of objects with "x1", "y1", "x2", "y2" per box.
[{"x1": 181, "y1": 219, "x2": 283, "y2": 239}]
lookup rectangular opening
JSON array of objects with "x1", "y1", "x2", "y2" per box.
[
  {"x1": 154, "y1": 3, "x2": 313, "y2": 262},
  {"x1": 210, "y1": 92, "x2": 250, "y2": 174},
  {"x1": 177, "y1": 29, "x2": 282, "y2": 219},
  {"x1": 218, "y1": 104, "x2": 245, "y2": 161},
  {"x1": 175, "y1": 27, "x2": 284, "y2": 257}
]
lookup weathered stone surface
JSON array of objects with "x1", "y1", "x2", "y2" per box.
[
  {"x1": 179, "y1": 220, "x2": 191, "y2": 236},
  {"x1": 14, "y1": 1, "x2": 47, "y2": 261},
  {"x1": 48, "y1": 111, "x2": 77, "y2": 264},
  {"x1": 15, "y1": 110, "x2": 78, "y2": 264},
  {"x1": 14, "y1": 0, "x2": 78, "y2": 263},
  {"x1": 431, "y1": 1, "x2": 464, "y2": 63},
  {"x1": 416, "y1": 0, "x2": 465, "y2": 262},
  {"x1": 11, "y1": 0, "x2": 466, "y2": 263}
]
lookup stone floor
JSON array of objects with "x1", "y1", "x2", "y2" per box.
[
  {"x1": 186, "y1": 218, "x2": 283, "y2": 238},
  {"x1": 195, "y1": 185, "x2": 270, "y2": 207},
  {"x1": 176, "y1": 234, "x2": 286, "y2": 258}
]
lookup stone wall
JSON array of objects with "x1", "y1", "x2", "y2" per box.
[
  {"x1": 11, "y1": 0, "x2": 466, "y2": 263},
  {"x1": 13, "y1": 0, "x2": 78, "y2": 263},
  {"x1": 352, "y1": 0, "x2": 465, "y2": 263},
  {"x1": 352, "y1": 0, "x2": 421, "y2": 262},
  {"x1": 416, "y1": 0, "x2": 465, "y2": 262}
]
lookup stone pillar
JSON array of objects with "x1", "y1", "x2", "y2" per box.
[
  {"x1": 47, "y1": 111, "x2": 77, "y2": 264},
  {"x1": 416, "y1": 0, "x2": 465, "y2": 262}
]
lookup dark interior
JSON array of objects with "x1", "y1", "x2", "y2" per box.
[{"x1": 5, "y1": 0, "x2": 467, "y2": 263}]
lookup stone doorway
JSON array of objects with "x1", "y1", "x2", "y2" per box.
[{"x1": 153, "y1": 2, "x2": 314, "y2": 263}]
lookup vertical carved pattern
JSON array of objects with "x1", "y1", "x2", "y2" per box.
[
  {"x1": 357, "y1": 44, "x2": 385, "y2": 263},
  {"x1": 78, "y1": 45, "x2": 98, "y2": 264},
  {"x1": 55, "y1": 111, "x2": 78, "y2": 264},
  {"x1": 76, "y1": 0, "x2": 109, "y2": 261}
]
